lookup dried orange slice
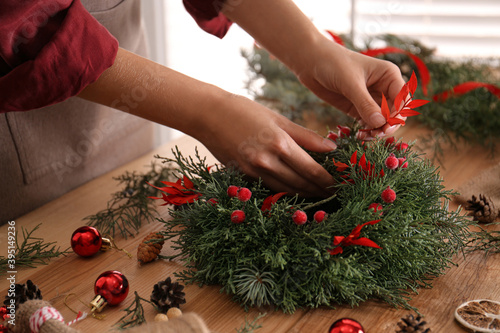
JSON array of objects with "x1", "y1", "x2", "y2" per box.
[{"x1": 455, "y1": 299, "x2": 500, "y2": 332}]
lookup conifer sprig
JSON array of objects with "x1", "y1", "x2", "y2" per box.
[
  {"x1": 84, "y1": 162, "x2": 175, "y2": 238},
  {"x1": 0, "y1": 224, "x2": 69, "y2": 275}
]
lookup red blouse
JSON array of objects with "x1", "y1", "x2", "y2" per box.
[{"x1": 0, "y1": 0, "x2": 231, "y2": 113}]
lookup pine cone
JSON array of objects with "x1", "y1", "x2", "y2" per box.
[
  {"x1": 150, "y1": 277, "x2": 186, "y2": 313},
  {"x1": 466, "y1": 194, "x2": 499, "y2": 224},
  {"x1": 3, "y1": 280, "x2": 42, "y2": 308},
  {"x1": 396, "y1": 314, "x2": 430, "y2": 333},
  {"x1": 137, "y1": 232, "x2": 164, "y2": 264}
]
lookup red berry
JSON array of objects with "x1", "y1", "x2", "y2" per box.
[
  {"x1": 313, "y1": 210, "x2": 327, "y2": 223},
  {"x1": 237, "y1": 187, "x2": 252, "y2": 202},
  {"x1": 231, "y1": 210, "x2": 246, "y2": 224},
  {"x1": 395, "y1": 142, "x2": 409, "y2": 151},
  {"x1": 337, "y1": 125, "x2": 351, "y2": 138},
  {"x1": 401, "y1": 161, "x2": 408, "y2": 169},
  {"x1": 327, "y1": 131, "x2": 339, "y2": 142},
  {"x1": 368, "y1": 203, "x2": 383, "y2": 216},
  {"x1": 385, "y1": 153, "x2": 399, "y2": 170},
  {"x1": 381, "y1": 186, "x2": 396, "y2": 203},
  {"x1": 227, "y1": 185, "x2": 239, "y2": 198},
  {"x1": 207, "y1": 198, "x2": 218, "y2": 206},
  {"x1": 384, "y1": 137, "x2": 395, "y2": 146},
  {"x1": 292, "y1": 210, "x2": 308, "y2": 225}
]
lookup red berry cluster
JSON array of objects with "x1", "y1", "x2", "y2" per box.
[
  {"x1": 227, "y1": 185, "x2": 252, "y2": 202},
  {"x1": 292, "y1": 210, "x2": 327, "y2": 225},
  {"x1": 385, "y1": 153, "x2": 408, "y2": 170},
  {"x1": 228, "y1": 185, "x2": 253, "y2": 224},
  {"x1": 327, "y1": 125, "x2": 351, "y2": 142}
]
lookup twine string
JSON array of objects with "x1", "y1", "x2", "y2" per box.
[
  {"x1": 104, "y1": 234, "x2": 133, "y2": 258},
  {"x1": 29, "y1": 306, "x2": 86, "y2": 333}
]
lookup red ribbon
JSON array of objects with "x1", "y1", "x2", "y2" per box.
[
  {"x1": 361, "y1": 47, "x2": 430, "y2": 96},
  {"x1": 328, "y1": 219, "x2": 382, "y2": 255},
  {"x1": 433, "y1": 81, "x2": 500, "y2": 102}
]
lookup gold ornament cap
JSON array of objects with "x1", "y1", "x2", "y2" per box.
[
  {"x1": 90, "y1": 294, "x2": 107, "y2": 313},
  {"x1": 100, "y1": 237, "x2": 112, "y2": 252}
]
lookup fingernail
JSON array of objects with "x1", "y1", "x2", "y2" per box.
[
  {"x1": 323, "y1": 138, "x2": 337, "y2": 150},
  {"x1": 370, "y1": 113, "x2": 386, "y2": 128}
]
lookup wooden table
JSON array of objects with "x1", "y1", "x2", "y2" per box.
[{"x1": 1, "y1": 125, "x2": 499, "y2": 333}]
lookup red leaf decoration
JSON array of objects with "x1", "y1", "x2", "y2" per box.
[
  {"x1": 147, "y1": 176, "x2": 201, "y2": 206},
  {"x1": 380, "y1": 94, "x2": 390, "y2": 120},
  {"x1": 387, "y1": 117, "x2": 406, "y2": 126},
  {"x1": 399, "y1": 109, "x2": 421, "y2": 117},
  {"x1": 350, "y1": 151, "x2": 358, "y2": 165},
  {"x1": 407, "y1": 99, "x2": 430, "y2": 109},
  {"x1": 394, "y1": 84, "x2": 409, "y2": 111},
  {"x1": 408, "y1": 71, "x2": 418, "y2": 95},
  {"x1": 261, "y1": 192, "x2": 287, "y2": 212}
]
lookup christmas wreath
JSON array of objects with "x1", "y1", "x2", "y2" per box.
[{"x1": 152, "y1": 76, "x2": 471, "y2": 313}]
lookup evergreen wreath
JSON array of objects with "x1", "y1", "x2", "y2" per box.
[{"x1": 152, "y1": 116, "x2": 472, "y2": 313}]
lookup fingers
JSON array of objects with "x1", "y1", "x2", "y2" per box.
[
  {"x1": 285, "y1": 121, "x2": 337, "y2": 152},
  {"x1": 237, "y1": 131, "x2": 335, "y2": 197}
]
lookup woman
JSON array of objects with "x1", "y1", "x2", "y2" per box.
[{"x1": 0, "y1": 0, "x2": 404, "y2": 223}]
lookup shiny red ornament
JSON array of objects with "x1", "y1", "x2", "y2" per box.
[
  {"x1": 71, "y1": 226, "x2": 110, "y2": 257},
  {"x1": 329, "y1": 318, "x2": 365, "y2": 333},
  {"x1": 94, "y1": 271, "x2": 129, "y2": 307}
]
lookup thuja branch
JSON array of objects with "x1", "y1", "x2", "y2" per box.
[
  {"x1": 236, "y1": 313, "x2": 266, "y2": 333},
  {"x1": 0, "y1": 224, "x2": 69, "y2": 276},
  {"x1": 467, "y1": 224, "x2": 500, "y2": 254},
  {"x1": 115, "y1": 291, "x2": 157, "y2": 330},
  {"x1": 84, "y1": 161, "x2": 175, "y2": 239}
]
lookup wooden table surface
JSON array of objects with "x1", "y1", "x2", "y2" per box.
[{"x1": 1, "y1": 124, "x2": 499, "y2": 333}]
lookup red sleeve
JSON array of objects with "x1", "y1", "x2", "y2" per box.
[
  {"x1": 183, "y1": 0, "x2": 233, "y2": 38},
  {"x1": 0, "y1": 0, "x2": 118, "y2": 112}
]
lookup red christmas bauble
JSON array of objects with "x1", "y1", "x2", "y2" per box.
[
  {"x1": 94, "y1": 271, "x2": 129, "y2": 306},
  {"x1": 71, "y1": 226, "x2": 102, "y2": 257},
  {"x1": 329, "y1": 318, "x2": 365, "y2": 333}
]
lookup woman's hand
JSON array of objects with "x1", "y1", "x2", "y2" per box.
[
  {"x1": 78, "y1": 48, "x2": 336, "y2": 196},
  {"x1": 194, "y1": 93, "x2": 336, "y2": 196},
  {"x1": 222, "y1": 0, "x2": 406, "y2": 138},
  {"x1": 294, "y1": 39, "x2": 406, "y2": 138}
]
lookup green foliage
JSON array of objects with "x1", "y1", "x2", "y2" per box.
[
  {"x1": 84, "y1": 162, "x2": 175, "y2": 238},
  {"x1": 0, "y1": 224, "x2": 69, "y2": 276},
  {"x1": 467, "y1": 224, "x2": 500, "y2": 254},
  {"x1": 236, "y1": 313, "x2": 266, "y2": 333},
  {"x1": 242, "y1": 34, "x2": 500, "y2": 158},
  {"x1": 157, "y1": 131, "x2": 472, "y2": 313},
  {"x1": 115, "y1": 291, "x2": 157, "y2": 330}
]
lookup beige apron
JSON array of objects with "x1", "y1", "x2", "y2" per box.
[{"x1": 0, "y1": 0, "x2": 154, "y2": 223}]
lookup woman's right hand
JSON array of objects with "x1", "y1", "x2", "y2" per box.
[{"x1": 193, "y1": 92, "x2": 337, "y2": 196}]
